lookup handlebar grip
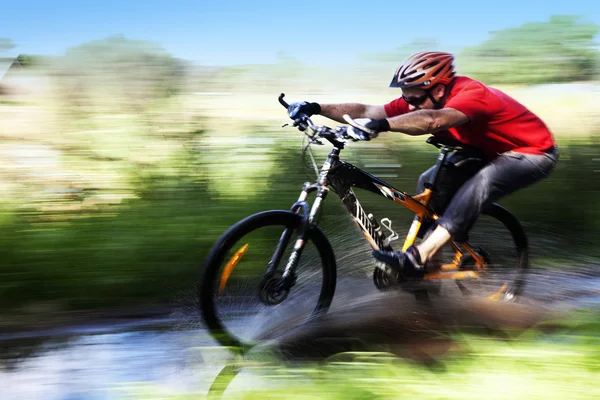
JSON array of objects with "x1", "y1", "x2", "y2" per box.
[{"x1": 278, "y1": 93, "x2": 289, "y2": 109}]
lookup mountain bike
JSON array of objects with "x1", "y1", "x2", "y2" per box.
[{"x1": 198, "y1": 94, "x2": 529, "y2": 354}]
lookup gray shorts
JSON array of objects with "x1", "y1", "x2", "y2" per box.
[{"x1": 417, "y1": 147, "x2": 558, "y2": 241}]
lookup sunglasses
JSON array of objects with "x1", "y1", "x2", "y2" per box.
[{"x1": 402, "y1": 91, "x2": 431, "y2": 107}]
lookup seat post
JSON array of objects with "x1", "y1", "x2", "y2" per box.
[{"x1": 426, "y1": 147, "x2": 452, "y2": 192}]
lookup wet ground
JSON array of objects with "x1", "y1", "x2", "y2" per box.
[{"x1": 2, "y1": 269, "x2": 600, "y2": 400}]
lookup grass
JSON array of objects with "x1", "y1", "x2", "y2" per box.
[
  {"x1": 112, "y1": 311, "x2": 600, "y2": 399},
  {"x1": 0, "y1": 76, "x2": 599, "y2": 316},
  {"x1": 0, "y1": 131, "x2": 599, "y2": 315}
]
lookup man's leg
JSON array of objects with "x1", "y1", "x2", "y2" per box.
[
  {"x1": 414, "y1": 151, "x2": 485, "y2": 267},
  {"x1": 415, "y1": 225, "x2": 452, "y2": 263},
  {"x1": 416, "y1": 151, "x2": 485, "y2": 239},
  {"x1": 434, "y1": 149, "x2": 558, "y2": 247},
  {"x1": 375, "y1": 149, "x2": 558, "y2": 276}
]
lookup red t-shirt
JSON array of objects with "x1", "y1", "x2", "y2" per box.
[{"x1": 383, "y1": 76, "x2": 556, "y2": 159}]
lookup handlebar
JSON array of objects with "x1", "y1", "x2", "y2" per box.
[
  {"x1": 278, "y1": 93, "x2": 363, "y2": 148},
  {"x1": 278, "y1": 93, "x2": 289, "y2": 109}
]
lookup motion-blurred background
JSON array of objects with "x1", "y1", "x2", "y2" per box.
[{"x1": 1, "y1": 1, "x2": 600, "y2": 399}]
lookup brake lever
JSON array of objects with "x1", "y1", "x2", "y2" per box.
[
  {"x1": 282, "y1": 120, "x2": 308, "y2": 131},
  {"x1": 334, "y1": 126, "x2": 350, "y2": 140},
  {"x1": 305, "y1": 129, "x2": 323, "y2": 145}
]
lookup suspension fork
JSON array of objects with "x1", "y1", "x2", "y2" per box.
[
  {"x1": 265, "y1": 183, "x2": 328, "y2": 282},
  {"x1": 266, "y1": 148, "x2": 337, "y2": 288}
]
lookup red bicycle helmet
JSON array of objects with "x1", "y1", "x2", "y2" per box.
[{"x1": 389, "y1": 51, "x2": 456, "y2": 89}]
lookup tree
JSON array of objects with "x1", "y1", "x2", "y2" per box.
[
  {"x1": 460, "y1": 15, "x2": 599, "y2": 84},
  {"x1": 56, "y1": 35, "x2": 185, "y2": 112},
  {"x1": 0, "y1": 38, "x2": 15, "y2": 51}
]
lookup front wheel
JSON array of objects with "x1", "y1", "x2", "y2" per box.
[{"x1": 198, "y1": 210, "x2": 337, "y2": 353}]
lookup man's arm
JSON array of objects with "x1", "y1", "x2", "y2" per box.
[
  {"x1": 386, "y1": 108, "x2": 469, "y2": 136},
  {"x1": 319, "y1": 103, "x2": 387, "y2": 123}
]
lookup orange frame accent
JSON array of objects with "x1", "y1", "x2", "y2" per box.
[{"x1": 376, "y1": 187, "x2": 487, "y2": 279}]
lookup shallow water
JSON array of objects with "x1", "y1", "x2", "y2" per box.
[{"x1": 1, "y1": 270, "x2": 600, "y2": 400}]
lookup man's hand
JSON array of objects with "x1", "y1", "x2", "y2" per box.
[
  {"x1": 346, "y1": 118, "x2": 390, "y2": 141},
  {"x1": 287, "y1": 101, "x2": 321, "y2": 119}
]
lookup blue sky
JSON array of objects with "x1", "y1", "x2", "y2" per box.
[{"x1": 2, "y1": 0, "x2": 599, "y2": 65}]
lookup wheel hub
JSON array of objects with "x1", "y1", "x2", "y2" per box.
[{"x1": 259, "y1": 270, "x2": 293, "y2": 305}]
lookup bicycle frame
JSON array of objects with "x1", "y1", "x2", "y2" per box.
[{"x1": 286, "y1": 144, "x2": 488, "y2": 282}]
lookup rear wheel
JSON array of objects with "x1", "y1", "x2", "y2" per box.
[
  {"x1": 452, "y1": 204, "x2": 528, "y2": 300},
  {"x1": 198, "y1": 210, "x2": 337, "y2": 353}
]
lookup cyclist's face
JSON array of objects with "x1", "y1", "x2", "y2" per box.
[{"x1": 402, "y1": 85, "x2": 445, "y2": 111}]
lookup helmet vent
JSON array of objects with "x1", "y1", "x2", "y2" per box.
[
  {"x1": 424, "y1": 61, "x2": 440, "y2": 70},
  {"x1": 405, "y1": 73, "x2": 425, "y2": 83}
]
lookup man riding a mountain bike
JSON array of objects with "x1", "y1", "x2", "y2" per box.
[{"x1": 287, "y1": 51, "x2": 558, "y2": 280}]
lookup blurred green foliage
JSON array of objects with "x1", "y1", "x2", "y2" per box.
[
  {"x1": 1, "y1": 138, "x2": 599, "y2": 313},
  {"x1": 0, "y1": 38, "x2": 15, "y2": 51},
  {"x1": 1, "y1": 15, "x2": 600, "y2": 316},
  {"x1": 461, "y1": 15, "x2": 600, "y2": 84},
  {"x1": 229, "y1": 330, "x2": 600, "y2": 400},
  {"x1": 15, "y1": 54, "x2": 40, "y2": 68},
  {"x1": 52, "y1": 35, "x2": 187, "y2": 114},
  {"x1": 192, "y1": 15, "x2": 600, "y2": 92}
]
